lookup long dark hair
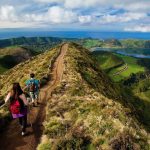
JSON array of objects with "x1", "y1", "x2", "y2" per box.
[{"x1": 10, "y1": 83, "x2": 23, "y2": 103}]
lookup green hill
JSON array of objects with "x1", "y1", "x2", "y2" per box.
[
  {"x1": 92, "y1": 51, "x2": 124, "y2": 71},
  {"x1": 0, "y1": 37, "x2": 63, "y2": 74},
  {"x1": 37, "y1": 43, "x2": 149, "y2": 150},
  {"x1": 0, "y1": 37, "x2": 62, "y2": 49},
  {"x1": 92, "y1": 51, "x2": 145, "y2": 82},
  {"x1": 108, "y1": 54, "x2": 145, "y2": 82},
  {"x1": 0, "y1": 42, "x2": 149, "y2": 149},
  {"x1": 0, "y1": 46, "x2": 34, "y2": 73},
  {"x1": 0, "y1": 44, "x2": 61, "y2": 123}
]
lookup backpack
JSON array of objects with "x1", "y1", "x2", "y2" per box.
[
  {"x1": 10, "y1": 99, "x2": 21, "y2": 114},
  {"x1": 29, "y1": 80, "x2": 36, "y2": 92}
]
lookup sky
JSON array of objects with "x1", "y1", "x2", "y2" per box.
[{"x1": 0, "y1": 0, "x2": 150, "y2": 32}]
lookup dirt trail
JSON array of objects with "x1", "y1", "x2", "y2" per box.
[
  {"x1": 113, "y1": 63, "x2": 128, "y2": 76},
  {"x1": 0, "y1": 43, "x2": 68, "y2": 150}
]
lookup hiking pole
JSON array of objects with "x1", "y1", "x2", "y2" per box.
[
  {"x1": 39, "y1": 90, "x2": 41, "y2": 102},
  {"x1": 0, "y1": 103, "x2": 6, "y2": 109}
]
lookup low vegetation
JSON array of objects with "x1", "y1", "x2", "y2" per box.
[
  {"x1": 92, "y1": 51, "x2": 124, "y2": 72},
  {"x1": 38, "y1": 43, "x2": 150, "y2": 150},
  {"x1": 0, "y1": 37, "x2": 64, "y2": 74},
  {"x1": 0, "y1": 45, "x2": 61, "y2": 129},
  {"x1": 0, "y1": 46, "x2": 33, "y2": 74},
  {"x1": 109, "y1": 54, "x2": 145, "y2": 82}
]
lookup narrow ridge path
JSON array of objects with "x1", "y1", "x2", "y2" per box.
[{"x1": 0, "y1": 43, "x2": 68, "y2": 150}]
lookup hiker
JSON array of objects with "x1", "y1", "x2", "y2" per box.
[
  {"x1": 25, "y1": 73, "x2": 40, "y2": 107},
  {"x1": 5, "y1": 83, "x2": 28, "y2": 136}
]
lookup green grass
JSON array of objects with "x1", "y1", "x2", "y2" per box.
[
  {"x1": 137, "y1": 90, "x2": 150, "y2": 102},
  {"x1": 39, "y1": 43, "x2": 150, "y2": 149},
  {"x1": 133, "y1": 90, "x2": 150, "y2": 124},
  {"x1": 92, "y1": 51, "x2": 145, "y2": 82},
  {"x1": 0, "y1": 44, "x2": 62, "y2": 131},
  {"x1": 108, "y1": 54, "x2": 145, "y2": 82},
  {"x1": 0, "y1": 46, "x2": 36, "y2": 74},
  {"x1": 80, "y1": 39, "x2": 103, "y2": 48},
  {"x1": 92, "y1": 51, "x2": 124, "y2": 71}
]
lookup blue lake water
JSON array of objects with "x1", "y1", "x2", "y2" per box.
[
  {"x1": 116, "y1": 51, "x2": 150, "y2": 58},
  {"x1": 0, "y1": 31, "x2": 150, "y2": 39}
]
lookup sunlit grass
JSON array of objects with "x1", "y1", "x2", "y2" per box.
[{"x1": 108, "y1": 54, "x2": 145, "y2": 82}]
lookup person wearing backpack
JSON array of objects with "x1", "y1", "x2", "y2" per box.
[
  {"x1": 25, "y1": 73, "x2": 40, "y2": 107},
  {"x1": 5, "y1": 83, "x2": 28, "y2": 136}
]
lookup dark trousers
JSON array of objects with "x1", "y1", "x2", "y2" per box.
[{"x1": 19, "y1": 115, "x2": 27, "y2": 132}]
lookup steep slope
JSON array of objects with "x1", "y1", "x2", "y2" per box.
[
  {"x1": 0, "y1": 37, "x2": 63, "y2": 74},
  {"x1": 38, "y1": 43, "x2": 150, "y2": 150},
  {"x1": 0, "y1": 44, "x2": 68, "y2": 150},
  {"x1": 92, "y1": 51, "x2": 124, "y2": 71},
  {"x1": 0, "y1": 37, "x2": 62, "y2": 49},
  {"x1": 0, "y1": 44, "x2": 61, "y2": 122},
  {"x1": 0, "y1": 46, "x2": 34, "y2": 74}
]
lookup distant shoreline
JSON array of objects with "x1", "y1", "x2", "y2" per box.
[{"x1": 0, "y1": 31, "x2": 150, "y2": 40}]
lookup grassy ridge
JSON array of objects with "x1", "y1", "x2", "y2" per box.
[{"x1": 38, "y1": 43, "x2": 150, "y2": 150}]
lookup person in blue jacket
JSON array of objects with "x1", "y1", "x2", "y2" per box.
[{"x1": 25, "y1": 73, "x2": 40, "y2": 107}]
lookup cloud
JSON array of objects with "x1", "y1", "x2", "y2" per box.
[
  {"x1": 0, "y1": 0, "x2": 149, "y2": 31},
  {"x1": 34, "y1": 0, "x2": 150, "y2": 13},
  {"x1": 34, "y1": 0, "x2": 102, "y2": 8},
  {"x1": 46, "y1": 6, "x2": 77, "y2": 23},
  {"x1": 124, "y1": 25, "x2": 150, "y2": 32},
  {"x1": 24, "y1": 6, "x2": 78, "y2": 24},
  {"x1": 79, "y1": 15, "x2": 92, "y2": 24},
  {"x1": 0, "y1": 5, "x2": 18, "y2": 21},
  {"x1": 115, "y1": 1, "x2": 150, "y2": 13},
  {"x1": 0, "y1": 21, "x2": 36, "y2": 28},
  {"x1": 100, "y1": 12, "x2": 147, "y2": 24}
]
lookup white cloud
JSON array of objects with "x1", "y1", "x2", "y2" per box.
[
  {"x1": 46, "y1": 6, "x2": 77, "y2": 23},
  {"x1": 124, "y1": 25, "x2": 150, "y2": 32},
  {"x1": 0, "y1": 5, "x2": 18, "y2": 21},
  {"x1": 0, "y1": 0, "x2": 149, "y2": 31},
  {"x1": 24, "y1": 6, "x2": 78, "y2": 24},
  {"x1": 115, "y1": 1, "x2": 150, "y2": 13},
  {"x1": 34, "y1": 0, "x2": 150, "y2": 13},
  {"x1": 79, "y1": 15, "x2": 92, "y2": 24},
  {"x1": 100, "y1": 12, "x2": 147, "y2": 24},
  {"x1": 0, "y1": 21, "x2": 36, "y2": 28},
  {"x1": 34, "y1": 0, "x2": 63, "y2": 3}
]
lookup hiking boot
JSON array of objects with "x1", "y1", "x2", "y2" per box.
[{"x1": 21, "y1": 132, "x2": 25, "y2": 136}]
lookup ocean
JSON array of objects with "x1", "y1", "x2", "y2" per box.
[{"x1": 0, "y1": 31, "x2": 150, "y2": 40}]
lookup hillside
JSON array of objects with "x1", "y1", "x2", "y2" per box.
[
  {"x1": 0, "y1": 37, "x2": 62, "y2": 49},
  {"x1": 38, "y1": 43, "x2": 150, "y2": 150},
  {"x1": 78, "y1": 39, "x2": 150, "y2": 57},
  {"x1": 108, "y1": 54, "x2": 145, "y2": 82},
  {"x1": 91, "y1": 51, "x2": 145, "y2": 82},
  {"x1": 0, "y1": 37, "x2": 64, "y2": 74},
  {"x1": 0, "y1": 46, "x2": 34, "y2": 74},
  {"x1": 0, "y1": 44, "x2": 61, "y2": 122},
  {"x1": 92, "y1": 51, "x2": 124, "y2": 72}
]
